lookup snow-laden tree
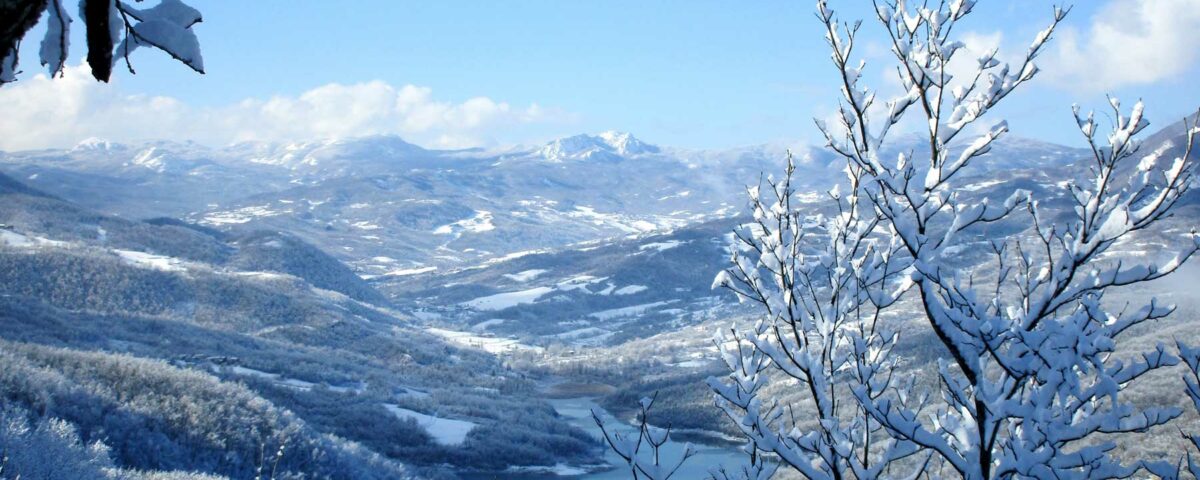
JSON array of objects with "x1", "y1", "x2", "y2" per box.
[
  {"x1": 806, "y1": 0, "x2": 1200, "y2": 475},
  {"x1": 708, "y1": 152, "x2": 921, "y2": 480},
  {"x1": 0, "y1": 407, "x2": 117, "y2": 480},
  {"x1": 1177, "y1": 343, "x2": 1200, "y2": 478},
  {"x1": 1, "y1": 0, "x2": 204, "y2": 85},
  {"x1": 608, "y1": 0, "x2": 1200, "y2": 479}
]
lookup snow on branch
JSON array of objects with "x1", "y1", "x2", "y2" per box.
[
  {"x1": 812, "y1": 0, "x2": 1200, "y2": 476},
  {"x1": 700, "y1": 1, "x2": 1200, "y2": 479},
  {"x1": 707, "y1": 152, "x2": 923, "y2": 479},
  {"x1": 38, "y1": 0, "x2": 70, "y2": 77},
  {"x1": 115, "y1": 0, "x2": 205, "y2": 74},
  {"x1": 592, "y1": 393, "x2": 698, "y2": 480},
  {"x1": 0, "y1": 0, "x2": 204, "y2": 85}
]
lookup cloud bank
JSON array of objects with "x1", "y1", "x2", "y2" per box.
[
  {"x1": 0, "y1": 65, "x2": 569, "y2": 151},
  {"x1": 1046, "y1": 0, "x2": 1200, "y2": 92}
]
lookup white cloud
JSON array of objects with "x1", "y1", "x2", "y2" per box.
[
  {"x1": 0, "y1": 64, "x2": 570, "y2": 151},
  {"x1": 1045, "y1": 0, "x2": 1200, "y2": 92}
]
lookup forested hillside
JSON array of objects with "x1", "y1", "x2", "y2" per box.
[{"x1": 0, "y1": 173, "x2": 600, "y2": 478}]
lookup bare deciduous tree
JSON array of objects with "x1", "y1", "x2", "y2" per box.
[{"x1": 602, "y1": 0, "x2": 1200, "y2": 478}]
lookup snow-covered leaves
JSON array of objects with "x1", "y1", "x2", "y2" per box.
[
  {"x1": 0, "y1": 48, "x2": 17, "y2": 84},
  {"x1": 116, "y1": 0, "x2": 205, "y2": 74},
  {"x1": 39, "y1": 0, "x2": 71, "y2": 77},
  {"x1": 1, "y1": 0, "x2": 203, "y2": 86}
]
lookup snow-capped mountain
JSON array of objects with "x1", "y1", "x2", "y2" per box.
[
  {"x1": 536, "y1": 131, "x2": 661, "y2": 162},
  {"x1": 367, "y1": 119, "x2": 1200, "y2": 347},
  {"x1": 0, "y1": 129, "x2": 1113, "y2": 283},
  {"x1": 1, "y1": 119, "x2": 1198, "y2": 479}
]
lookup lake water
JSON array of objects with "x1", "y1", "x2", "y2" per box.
[
  {"x1": 556, "y1": 397, "x2": 749, "y2": 479},
  {"x1": 461, "y1": 397, "x2": 747, "y2": 479}
]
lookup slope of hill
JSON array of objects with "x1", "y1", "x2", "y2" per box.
[
  {"x1": 371, "y1": 130, "x2": 1121, "y2": 348},
  {"x1": 2, "y1": 115, "x2": 1197, "y2": 477},
  {"x1": 0, "y1": 174, "x2": 601, "y2": 478},
  {"x1": 0, "y1": 132, "x2": 1090, "y2": 278}
]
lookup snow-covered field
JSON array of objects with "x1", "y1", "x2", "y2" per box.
[
  {"x1": 434, "y1": 210, "x2": 495, "y2": 236},
  {"x1": 639, "y1": 240, "x2": 686, "y2": 252},
  {"x1": 460, "y1": 286, "x2": 554, "y2": 311},
  {"x1": 219, "y1": 365, "x2": 363, "y2": 394},
  {"x1": 426, "y1": 327, "x2": 541, "y2": 354},
  {"x1": 568, "y1": 206, "x2": 660, "y2": 234},
  {"x1": 114, "y1": 249, "x2": 191, "y2": 272},
  {"x1": 503, "y1": 269, "x2": 548, "y2": 282},
  {"x1": 589, "y1": 301, "x2": 677, "y2": 320},
  {"x1": 383, "y1": 404, "x2": 476, "y2": 446},
  {"x1": 0, "y1": 230, "x2": 69, "y2": 249},
  {"x1": 201, "y1": 205, "x2": 287, "y2": 225},
  {"x1": 383, "y1": 265, "x2": 438, "y2": 277},
  {"x1": 613, "y1": 285, "x2": 648, "y2": 295}
]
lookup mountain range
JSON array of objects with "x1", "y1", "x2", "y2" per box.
[{"x1": 1, "y1": 117, "x2": 1198, "y2": 478}]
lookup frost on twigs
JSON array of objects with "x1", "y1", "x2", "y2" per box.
[
  {"x1": 707, "y1": 151, "x2": 918, "y2": 480},
  {"x1": 702, "y1": 1, "x2": 1200, "y2": 479},
  {"x1": 592, "y1": 393, "x2": 698, "y2": 480},
  {"x1": 0, "y1": 0, "x2": 204, "y2": 85}
]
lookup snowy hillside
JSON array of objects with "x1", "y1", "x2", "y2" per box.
[
  {"x1": 0, "y1": 132, "x2": 1089, "y2": 276},
  {"x1": 1, "y1": 117, "x2": 1197, "y2": 478},
  {"x1": 0, "y1": 174, "x2": 600, "y2": 478}
]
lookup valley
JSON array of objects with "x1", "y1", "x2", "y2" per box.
[{"x1": 2, "y1": 122, "x2": 1198, "y2": 479}]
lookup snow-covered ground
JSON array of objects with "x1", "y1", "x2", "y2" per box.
[
  {"x1": 220, "y1": 365, "x2": 363, "y2": 393},
  {"x1": 383, "y1": 266, "x2": 438, "y2": 277},
  {"x1": 556, "y1": 275, "x2": 607, "y2": 292},
  {"x1": 233, "y1": 271, "x2": 290, "y2": 281},
  {"x1": 434, "y1": 210, "x2": 495, "y2": 236},
  {"x1": 469, "y1": 319, "x2": 507, "y2": 331},
  {"x1": 201, "y1": 205, "x2": 287, "y2": 225},
  {"x1": 460, "y1": 286, "x2": 554, "y2": 311},
  {"x1": 613, "y1": 285, "x2": 648, "y2": 295},
  {"x1": 383, "y1": 404, "x2": 476, "y2": 446},
  {"x1": 503, "y1": 269, "x2": 548, "y2": 282},
  {"x1": 0, "y1": 230, "x2": 69, "y2": 249},
  {"x1": 553, "y1": 327, "x2": 615, "y2": 346},
  {"x1": 589, "y1": 301, "x2": 677, "y2": 320},
  {"x1": 114, "y1": 249, "x2": 191, "y2": 272},
  {"x1": 504, "y1": 464, "x2": 591, "y2": 476},
  {"x1": 569, "y1": 206, "x2": 659, "y2": 234},
  {"x1": 639, "y1": 240, "x2": 686, "y2": 252},
  {"x1": 960, "y1": 179, "x2": 1005, "y2": 192},
  {"x1": 426, "y1": 327, "x2": 541, "y2": 354}
]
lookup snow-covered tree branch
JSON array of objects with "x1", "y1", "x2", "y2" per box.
[
  {"x1": 806, "y1": 0, "x2": 1200, "y2": 477},
  {"x1": 593, "y1": 393, "x2": 698, "y2": 480},
  {"x1": 0, "y1": 0, "x2": 204, "y2": 85},
  {"x1": 707, "y1": 152, "x2": 923, "y2": 480},
  {"x1": 686, "y1": 1, "x2": 1200, "y2": 479}
]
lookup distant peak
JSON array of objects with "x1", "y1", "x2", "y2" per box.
[
  {"x1": 597, "y1": 131, "x2": 657, "y2": 156},
  {"x1": 72, "y1": 137, "x2": 123, "y2": 152},
  {"x1": 538, "y1": 131, "x2": 658, "y2": 161},
  {"x1": 337, "y1": 133, "x2": 419, "y2": 147}
]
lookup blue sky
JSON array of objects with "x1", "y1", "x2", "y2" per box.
[{"x1": 2, "y1": 0, "x2": 1199, "y2": 151}]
